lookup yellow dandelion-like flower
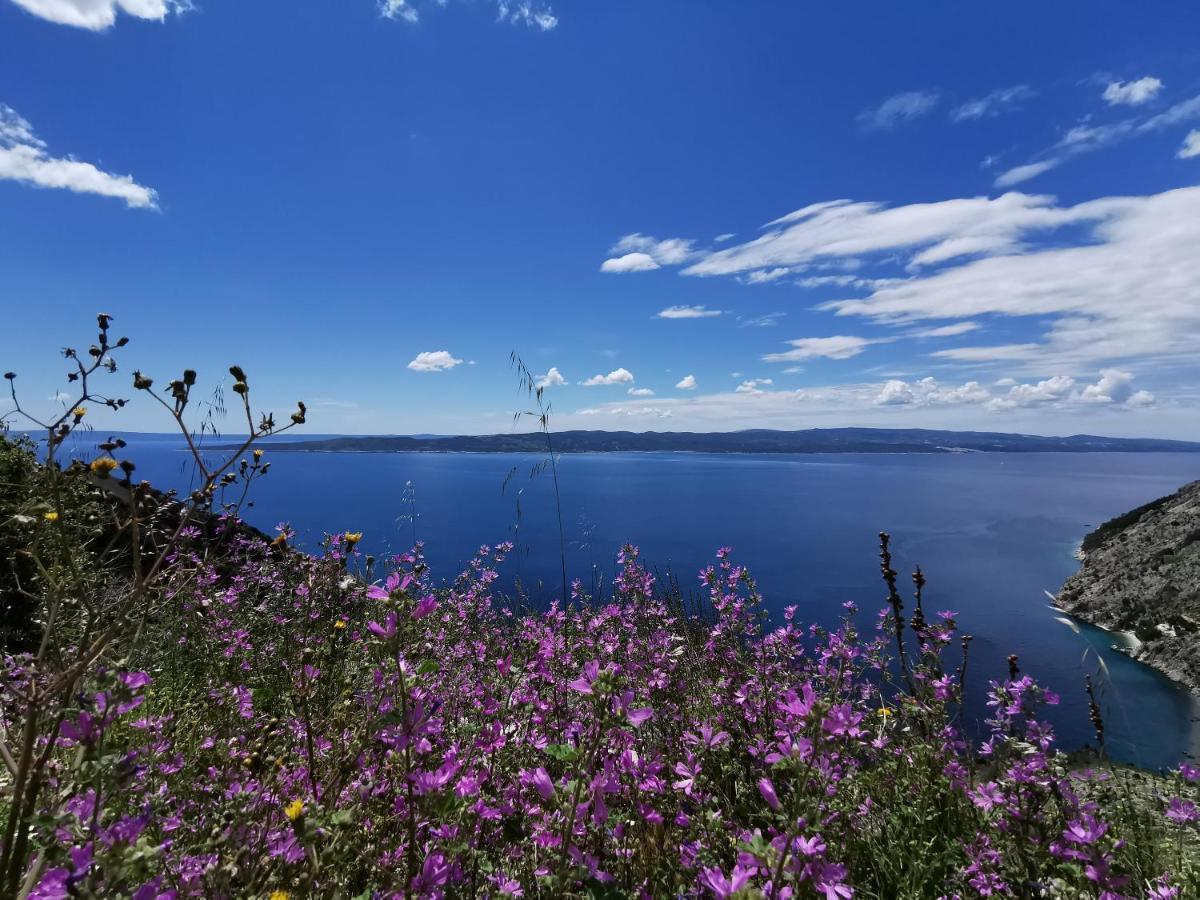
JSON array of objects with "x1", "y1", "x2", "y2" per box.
[
  {"x1": 877, "y1": 706, "x2": 892, "y2": 719},
  {"x1": 283, "y1": 798, "x2": 304, "y2": 821},
  {"x1": 334, "y1": 619, "x2": 347, "y2": 630},
  {"x1": 253, "y1": 448, "x2": 264, "y2": 459},
  {"x1": 43, "y1": 511, "x2": 59, "y2": 522},
  {"x1": 344, "y1": 531, "x2": 363, "y2": 546},
  {"x1": 72, "y1": 406, "x2": 86, "y2": 418},
  {"x1": 269, "y1": 891, "x2": 290, "y2": 900},
  {"x1": 89, "y1": 457, "x2": 119, "y2": 478}
]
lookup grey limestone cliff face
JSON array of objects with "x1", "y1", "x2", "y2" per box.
[{"x1": 1057, "y1": 480, "x2": 1200, "y2": 693}]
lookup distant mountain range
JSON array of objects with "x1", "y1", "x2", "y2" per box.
[{"x1": 243, "y1": 428, "x2": 1200, "y2": 455}]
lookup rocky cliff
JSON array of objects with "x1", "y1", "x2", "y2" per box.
[{"x1": 1057, "y1": 480, "x2": 1200, "y2": 692}]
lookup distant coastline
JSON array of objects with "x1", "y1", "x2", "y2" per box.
[{"x1": 226, "y1": 427, "x2": 1200, "y2": 456}]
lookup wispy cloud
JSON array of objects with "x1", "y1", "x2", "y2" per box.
[
  {"x1": 993, "y1": 88, "x2": 1200, "y2": 187},
  {"x1": 655, "y1": 305, "x2": 722, "y2": 319},
  {"x1": 627, "y1": 387, "x2": 655, "y2": 397},
  {"x1": 381, "y1": 0, "x2": 557, "y2": 30},
  {"x1": 737, "y1": 312, "x2": 786, "y2": 328},
  {"x1": 993, "y1": 160, "x2": 1060, "y2": 188},
  {"x1": 857, "y1": 91, "x2": 939, "y2": 130},
  {"x1": 605, "y1": 184, "x2": 1200, "y2": 373},
  {"x1": 1177, "y1": 129, "x2": 1200, "y2": 159},
  {"x1": 0, "y1": 104, "x2": 158, "y2": 208},
  {"x1": 762, "y1": 335, "x2": 879, "y2": 363},
  {"x1": 675, "y1": 374, "x2": 696, "y2": 390},
  {"x1": 908, "y1": 322, "x2": 981, "y2": 338},
  {"x1": 601, "y1": 234, "x2": 695, "y2": 273},
  {"x1": 1103, "y1": 76, "x2": 1163, "y2": 107},
  {"x1": 407, "y1": 350, "x2": 463, "y2": 372},
  {"x1": 951, "y1": 85, "x2": 1035, "y2": 121},
  {"x1": 8, "y1": 0, "x2": 190, "y2": 30}
]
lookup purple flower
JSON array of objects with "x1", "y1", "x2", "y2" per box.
[
  {"x1": 673, "y1": 758, "x2": 701, "y2": 796},
  {"x1": 569, "y1": 660, "x2": 602, "y2": 695},
  {"x1": 699, "y1": 864, "x2": 753, "y2": 898},
  {"x1": 120, "y1": 671, "x2": 151, "y2": 691},
  {"x1": 528, "y1": 767, "x2": 555, "y2": 802},
  {"x1": 969, "y1": 781, "x2": 1004, "y2": 813},
  {"x1": 813, "y1": 862, "x2": 853, "y2": 899},
  {"x1": 1063, "y1": 814, "x2": 1109, "y2": 846},
  {"x1": 411, "y1": 593, "x2": 438, "y2": 620},
  {"x1": 757, "y1": 777, "x2": 781, "y2": 811},
  {"x1": 777, "y1": 682, "x2": 817, "y2": 718},
  {"x1": 1165, "y1": 796, "x2": 1198, "y2": 825},
  {"x1": 367, "y1": 611, "x2": 397, "y2": 639}
]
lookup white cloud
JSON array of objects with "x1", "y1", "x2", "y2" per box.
[
  {"x1": 675, "y1": 374, "x2": 696, "y2": 390},
  {"x1": 0, "y1": 104, "x2": 158, "y2": 208},
  {"x1": 993, "y1": 160, "x2": 1060, "y2": 188},
  {"x1": 762, "y1": 335, "x2": 877, "y2": 363},
  {"x1": 1178, "y1": 130, "x2": 1200, "y2": 159},
  {"x1": 600, "y1": 252, "x2": 659, "y2": 273},
  {"x1": 580, "y1": 367, "x2": 634, "y2": 386},
  {"x1": 931, "y1": 343, "x2": 1041, "y2": 362},
  {"x1": 714, "y1": 232, "x2": 736, "y2": 243},
  {"x1": 627, "y1": 387, "x2": 655, "y2": 397},
  {"x1": 381, "y1": 0, "x2": 557, "y2": 29},
  {"x1": 556, "y1": 370, "x2": 1164, "y2": 434},
  {"x1": 952, "y1": 85, "x2": 1035, "y2": 121},
  {"x1": 743, "y1": 267, "x2": 794, "y2": 284},
  {"x1": 873, "y1": 371, "x2": 1154, "y2": 411},
  {"x1": 679, "y1": 192, "x2": 1095, "y2": 278},
  {"x1": 908, "y1": 322, "x2": 980, "y2": 338},
  {"x1": 993, "y1": 89, "x2": 1200, "y2": 186},
  {"x1": 1077, "y1": 369, "x2": 1152, "y2": 406},
  {"x1": 618, "y1": 185, "x2": 1200, "y2": 374},
  {"x1": 535, "y1": 366, "x2": 566, "y2": 389},
  {"x1": 655, "y1": 305, "x2": 722, "y2": 319},
  {"x1": 822, "y1": 186, "x2": 1200, "y2": 370},
  {"x1": 735, "y1": 378, "x2": 774, "y2": 395},
  {"x1": 737, "y1": 312, "x2": 786, "y2": 328},
  {"x1": 8, "y1": 0, "x2": 189, "y2": 30},
  {"x1": 407, "y1": 350, "x2": 463, "y2": 372},
  {"x1": 602, "y1": 234, "x2": 696, "y2": 272},
  {"x1": 1103, "y1": 77, "x2": 1164, "y2": 107},
  {"x1": 875, "y1": 377, "x2": 991, "y2": 407},
  {"x1": 578, "y1": 405, "x2": 672, "y2": 419},
  {"x1": 857, "y1": 91, "x2": 939, "y2": 130}
]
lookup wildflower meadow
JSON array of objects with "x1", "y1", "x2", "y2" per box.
[{"x1": 0, "y1": 318, "x2": 1197, "y2": 898}]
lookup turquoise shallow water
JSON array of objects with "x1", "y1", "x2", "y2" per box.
[{"x1": 70, "y1": 436, "x2": 1200, "y2": 770}]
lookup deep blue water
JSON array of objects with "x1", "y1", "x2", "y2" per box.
[{"x1": 56, "y1": 433, "x2": 1200, "y2": 769}]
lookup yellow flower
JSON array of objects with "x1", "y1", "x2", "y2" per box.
[
  {"x1": 334, "y1": 619, "x2": 347, "y2": 630},
  {"x1": 877, "y1": 706, "x2": 892, "y2": 719},
  {"x1": 269, "y1": 891, "x2": 290, "y2": 900},
  {"x1": 89, "y1": 457, "x2": 119, "y2": 478},
  {"x1": 72, "y1": 406, "x2": 86, "y2": 418},
  {"x1": 344, "y1": 531, "x2": 363, "y2": 546},
  {"x1": 283, "y1": 798, "x2": 304, "y2": 822},
  {"x1": 43, "y1": 511, "x2": 59, "y2": 522},
  {"x1": 253, "y1": 448, "x2": 264, "y2": 459}
]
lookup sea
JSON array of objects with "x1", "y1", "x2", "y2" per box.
[{"x1": 47, "y1": 432, "x2": 1200, "y2": 770}]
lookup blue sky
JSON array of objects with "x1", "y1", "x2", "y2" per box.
[{"x1": 2, "y1": 1, "x2": 1199, "y2": 438}]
